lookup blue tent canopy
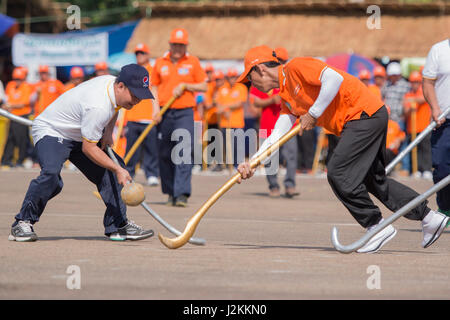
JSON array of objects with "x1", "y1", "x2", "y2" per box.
[{"x1": 0, "y1": 13, "x2": 17, "y2": 37}]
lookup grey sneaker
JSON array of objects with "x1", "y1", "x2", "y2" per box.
[
  {"x1": 8, "y1": 220, "x2": 38, "y2": 242},
  {"x1": 175, "y1": 195, "x2": 188, "y2": 207},
  {"x1": 109, "y1": 220, "x2": 154, "y2": 241}
]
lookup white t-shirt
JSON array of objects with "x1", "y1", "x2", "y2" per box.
[
  {"x1": 422, "y1": 39, "x2": 450, "y2": 119},
  {"x1": 32, "y1": 75, "x2": 119, "y2": 144}
]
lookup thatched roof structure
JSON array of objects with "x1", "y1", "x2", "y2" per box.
[{"x1": 126, "y1": 1, "x2": 450, "y2": 59}]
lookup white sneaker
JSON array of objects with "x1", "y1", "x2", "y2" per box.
[
  {"x1": 422, "y1": 210, "x2": 449, "y2": 248},
  {"x1": 146, "y1": 176, "x2": 159, "y2": 186},
  {"x1": 357, "y1": 219, "x2": 397, "y2": 253},
  {"x1": 413, "y1": 171, "x2": 422, "y2": 179},
  {"x1": 422, "y1": 171, "x2": 433, "y2": 181}
]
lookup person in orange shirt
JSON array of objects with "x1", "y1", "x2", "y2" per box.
[
  {"x1": 385, "y1": 106, "x2": 406, "y2": 167},
  {"x1": 34, "y1": 65, "x2": 65, "y2": 117},
  {"x1": 64, "y1": 67, "x2": 85, "y2": 92},
  {"x1": 236, "y1": 45, "x2": 443, "y2": 253},
  {"x1": 94, "y1": 61, "x2": 109, "y2": 77},
  {"x1": 403, "y1": 71, "x2": 432, "y2": 178},
  {"x1": 151, "y1": 28, "x2": 207, "y2": 207},
  {"x1": 373, "y1": 65, "x2": 387, "y2": 90},
  {"x1": 1, "y1": 68, "x2": 34, "y2": 167},
  {"x1": 359, "y1": 69, "x2": 382, "y2": 100},
  {"x1": 216, "y1": 68, "x2": 247, "y2": 168},
  {"x1": 124, "y1": 43, "x2": 160, "y2": 186}
]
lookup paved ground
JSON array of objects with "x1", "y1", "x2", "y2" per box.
[{"x1": 0, "y1": 168, "x2": 448, "y2": 299}]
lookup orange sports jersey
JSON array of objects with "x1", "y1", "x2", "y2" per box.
[
  {"x1": 204, "y1": 81, "x2": 218, "y2": 124},
  {"x1": 403, "y1": 87, "x2": 431, "y2": 134},
  {"x1": 217, "y1": 83, "x2": 247, "y2": 129},
  {"x1": 34, "y1": 79, "x2": 65, "y2": 116},
  {"x1": 151, "y1": 52, "x2": 207, "y2": 109},
  {"x1": 5, "y1": 81, "x2": 34, "y2": 116},
  {"x1": 126, "y1": 64, "x2": 154, "y2": 123},
  {"x1": 368, "y1": 84, "x2": 382, "y2": 101},
  {"x1": 386, "y1": 119, "x2": 405, "y2": 154},
  {"x1": 279, "y1": 57, "x2": 384, "y2": 136}
]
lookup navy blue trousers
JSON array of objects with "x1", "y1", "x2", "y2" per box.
[
  {"x1": 125, "y1": 121, "x2": 159, "y2": 178},
  {"x1": 14, "y1": 136, "x2": 128, "y2": 235},
  {"x1": 431, "y1": 119, "x2": 450, "y2": 211},
  {"x1": 157, "y1": 108, "x2": 194, "y2": 198}
]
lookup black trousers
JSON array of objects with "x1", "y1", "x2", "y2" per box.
[
  {"x1": 327, "y1": 106, "x2": 430, "y2": 228},
  {"x1": 1, "y1": 118, "x2": 29, "y2": 166}
]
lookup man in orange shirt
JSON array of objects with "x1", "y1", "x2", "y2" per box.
[
  {"x1": 373, "y1": 65, "x2": 387, "y2": 90},
  {"x1": 94, "y1": 62, "x2": 109, "y2": 77},
  {"x1": 359, "y1": 69, "x2": 382, "y2": 100},
  {"x1": 151, "y1": 28, "x2": 207, "y2": 207},
  {"x1": 1, "y1": 68, "x2": 34, "y2": 167},
  {"x1": 403, "y1": 71, "x2": 432, "y2": 178},
  {"x1": 236, "y1": 45, "x2": 447, "y2": 253},
  {"x1": 64, "y1": 67, "x2": 85, "y2": 92},
  {"x1": 124, "y1": 43, "x2": 160, "y2": 186},
  {"x1": 216, "y1": 68, "x2": 247, "y2": 168},
  {"x1": 34, "y1": 65, "x2": 66, "y2": 117}
]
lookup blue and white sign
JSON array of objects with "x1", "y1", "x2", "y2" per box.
[{"x1": 12, "y1": 32, "x2": 108, "y2": 66}]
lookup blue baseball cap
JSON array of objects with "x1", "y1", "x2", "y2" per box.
[{"x1": 117, "y1": 64, "x2": 154, "y2": 100}]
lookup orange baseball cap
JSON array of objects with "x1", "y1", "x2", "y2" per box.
[
  {"x1": 169, "y1": 28, "x2": 189, "y2": 45},
  {"x1": 205, "y1": 63, "x2": 214, "y2": 72},
  {"x1": 373, "y1": 65, "x2": 386, "y2": 77},
  {"x1": 12, "y1": 67, "x2": 26, "y2": 80},
  {"x1": 39, "y1": 65, "x2": 49, "y2": 73},
  {"x1": 409, "y1": 70, "x2": 422, "y2": 82},
  {"x1": 358, "y1": 69, "x2": 372, "y2": 80},
  {"x1": 274, "y1": 47, "x2": 289, "y2": 62},
  {"x1": 214, "y1": 70, "x2": 224, "y2": 80},
  {"x1": 237, "y1": 45, "x2": 279, "y2": 83},
  {"x1": 134, "y1": 43, "x2": 150, "y2": 54},
  {"x1": 70, "y1": 66, "x2": 84, "y2": 78},
  {"x1": 227, "y1": 68, "x2": 238, "y2": 77},
  {"x1": 95, "y1": 61, "x2": 108, "y2": 71}
]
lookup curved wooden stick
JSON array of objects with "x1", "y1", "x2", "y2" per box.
[
  {"x1": 158, "y1": 122, "x2": 302, "y2": 249},
  {"x1": 123, "y1": 96, "x2": 176, "y2": 165}
]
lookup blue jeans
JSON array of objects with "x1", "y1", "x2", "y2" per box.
[
  {"x1": 398, "y1": 120, "x2": 411, "y2": 173},
  {"x1": 431, "y1": 119, "x2": 450, "y2": 211},
  {"x1": 14, "y1": 136, "x2": 128, "y2": 235},
  {"x1": 157, "y1": 108, "x2": 194, "y2": 198}
]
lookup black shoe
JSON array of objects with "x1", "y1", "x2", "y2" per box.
[
  {"x1": 8, "y1": 220, "x2": 38, "y2": 242},
  {"x1": 109, "y1": 220, "x2": 154, "y2": 241},
  {"x1": 166, "y1": 195, "x2": 175, "y2": 207},
  {"x1": 175, "y1": 195, "x2": 188, "y2": 207}
]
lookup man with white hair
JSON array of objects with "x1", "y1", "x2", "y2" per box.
[{"x1": 382, "y1": 62, "x2": 411, "y2": 174}]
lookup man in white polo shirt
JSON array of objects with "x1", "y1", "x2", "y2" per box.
[
  {"x1": 9, "y1": 64, "x2": 155, "y2": 242},
  {"x1": 423, "y1": 39, "x2": 450, "y2": 225}
]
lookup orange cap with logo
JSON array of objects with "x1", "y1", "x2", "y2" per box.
[
  {"x1": 95, "y1": 61, "x2": 108, "y2": 71},
  {"x1": 358, "y1": 69, "x2": 372, "y2": 80},
  {"x1": 70, "y1": 67, "x2": 84, "y2": 78},
  {"x1": 39, "y1": 65, "x2": 49, "y2": 73},
  {"x1": 214, "y1": 70, "x2": 224, "y2": 80},
  {"x1": 408, "y1": 70, "x2": 422, "y2": 82},
  {"x1": 373, "y1": 66, "x2": 386, "y2": 78},
  {"x1": 227, "y1": 68, "x2": 238, "y2": 77},
  {"x1": 169, "y1": 28, "x2": 189, "y2": 45},
  {"x1": 274, "y1": 47, "x2": 289, "y2": 62},
  {"x1": 134, "y1": 43, "x2": 150, "y2": 54},
  {"x1": 205, "y1": 63, "x2": 214, "y2": 72},
  {"x1": 12, "y1": 67, "x2": 26, "y2": 80},
  {"x1": 237, "y1": 45, "x2": 279, "y2": 83}
]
